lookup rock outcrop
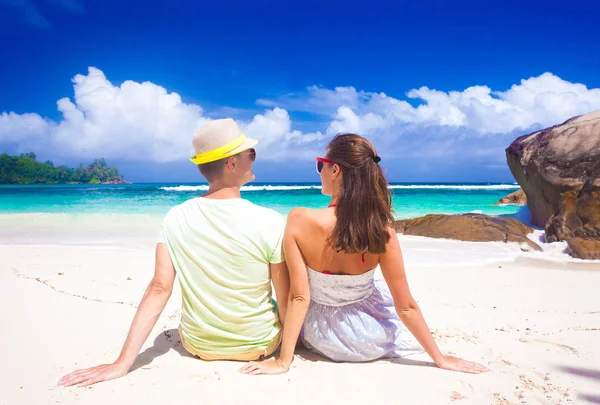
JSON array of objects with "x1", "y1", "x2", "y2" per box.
[
  {"x1": 506, "y1": 110, "x2": 600, "y2": 227},
  {"x1": 393, "y1": 213, "x2": 541, "y2": 251},
  {"x1": 494, "y1": 189, "x2": 527, "y2": 205},
  {"x1": 566, "y1": 237, "x2": 600, "y2": 260},
  {"x1": 505, "y1": 110, "x2": 600, "y2": 259},
  {"x1": 545, "y1": 180, "x2": 600, "y2": 243}
]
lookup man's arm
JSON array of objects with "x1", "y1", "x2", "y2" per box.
[
  {"x1": 270, "y1": 261, "x2": 289, "y2": 326},
  {"x1": 241, "y1": 208, "x2": 310, "y2": 375},
  {"x1": 58, "y1": 243, "x2": 176, "y2": 387}
]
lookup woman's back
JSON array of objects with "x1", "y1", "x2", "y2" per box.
[{"x1": 293, "y1": 207, "x2": 379, "y2": 275}]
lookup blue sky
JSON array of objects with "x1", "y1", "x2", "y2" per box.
[{"x1": 1, "y1": 0, "x2": 600, "y2": 183}]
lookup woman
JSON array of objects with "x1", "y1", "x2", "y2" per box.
[{"x1": 241, "y1": 134, "x2": 488, "y2": 375}]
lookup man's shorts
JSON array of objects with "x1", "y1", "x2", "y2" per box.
[{"x1": 178, "y1": 324, "x2": 282, "y2": 362}]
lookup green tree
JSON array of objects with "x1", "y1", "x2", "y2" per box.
[{"x1": 0, "y1": 153, "x2": 126, "y2": 184}]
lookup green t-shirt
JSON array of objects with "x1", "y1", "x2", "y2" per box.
[{"x1": 158, "y1": 197, "x2": 285, "y2": 355}]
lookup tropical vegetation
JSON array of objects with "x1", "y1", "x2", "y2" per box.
[{"x1": 0, "y1": 152, "x2": 126, "y2": 184}]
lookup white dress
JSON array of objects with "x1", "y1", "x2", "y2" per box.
[{"x1": 301, "y1": 267, "x2": 423, "y2": 362}]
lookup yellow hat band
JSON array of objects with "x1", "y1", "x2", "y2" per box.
[{"x1": 190, "y1": 134, "x2": 248, "y2": 164}]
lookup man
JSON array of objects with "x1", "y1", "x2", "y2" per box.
[{"x1": 59, "y1": 119, "x2": 289, "y2": 387}]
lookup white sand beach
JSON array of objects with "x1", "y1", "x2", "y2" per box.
[{"x1": 1, "y1": 213, "x2": 599, "y2": 405}]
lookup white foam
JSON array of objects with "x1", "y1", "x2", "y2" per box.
[
  {"x1": 242, "y1": 185, "x2": 322, "y2": 191},
  {"x1": 399, "y1": 228, "x2": 600, "y2": 268},
  {"x1": 388, "y1": 184, "x2": 519, "y2": 190},
  {"x1": 159, "y1": 184, "x2": 520, "y2": 192},
  {"x1": 160, "y1": 185, "x2": 210, "y2": 191},
  {"x1": 159, "y1": 185, "x2": 322, "y2": 192},
  {"x1": 523, "y1": 229, "x2": 600, "y2": 265}
]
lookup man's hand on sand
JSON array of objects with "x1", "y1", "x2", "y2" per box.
[
  {"x1": 436, "y1": 355, "x2": 489, "y2": 374},
  {"x1": 240, "y1": 358, "x2": 290, "y2": 375},
  {"x1": 58, "y1": 362, "x2": 129, "y2": 387}
]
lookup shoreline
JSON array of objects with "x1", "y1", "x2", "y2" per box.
[{"x1": 2, "y1": 212, "x2": 599, "y2": 268}]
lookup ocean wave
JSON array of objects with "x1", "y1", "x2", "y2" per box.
[
  {"x1": 160, "y1": 184, "x2": 520, "y2": 192},
  {"x1": 388, "y1": 185, "x2": 520, "y2": 190},
  {"x1": 159, "y1": 185, "x2": 322, "y2": 192},
  {"x1": 243, "y1": 185, "x2": 322, "y2": 191},
  {"x1": 160, "y1": 185, "x2": 210, "y2": 191}
]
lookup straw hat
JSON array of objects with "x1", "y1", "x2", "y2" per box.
[{"x1": 190, "y1": 118, "x2": 258, "y2": 164}]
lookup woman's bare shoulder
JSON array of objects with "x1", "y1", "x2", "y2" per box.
[
  {"x1": 383, "y1": 225, "x2": 400, "y2": 251},
  {"x1": 286, "y1": 207, "x2": 329, "y2": 231},
  {"x1": 287, "y1": 207, "x2": 321, "y2": 222}
]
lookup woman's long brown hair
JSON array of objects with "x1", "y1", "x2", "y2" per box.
[{"x1": 326, "y1": 133, "x2": 394, "y2": 254}]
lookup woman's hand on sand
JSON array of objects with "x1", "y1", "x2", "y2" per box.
[
  {"x1": 239, "y1": 358, "x2": 290, "y2": 375},
  {"x1": 436, "y1": 355, "x2": 489, "y2": 374},
  {"x1": 58, "y1": 362, "x2": 129, "y2": 387}
]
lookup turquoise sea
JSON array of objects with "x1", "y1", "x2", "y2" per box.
[{"x1": 0, "y1": 182, "x2": 524, "y2": 219}]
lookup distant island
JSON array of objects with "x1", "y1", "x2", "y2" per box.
[{"x1": 0, "y1": 152, "x2": 129, "y2": 185}]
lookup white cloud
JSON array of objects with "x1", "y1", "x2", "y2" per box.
[
  {"x1": 0, "y1": 111, "x2": 54, "y2": 142},
  {"x1": 241, "y1": 107, "x2": 326, "y2": 160},
  {"x1": 265, "y1": 72, "x2": 600, "y2": 136},
  {"x1": 0, "y1": 67, "x2": 322, "y2": 162},
  {"x1": 1, "y1": 68, "x2": 599, "y2": 168},
  {"x1": 50, "y1": 67, "x2": 208, "y2": 162},
  {"x1": 257, "y1": 86, "x2": 366, "y2": 114}
]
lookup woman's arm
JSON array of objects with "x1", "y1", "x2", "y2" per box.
[
  {"x1": 380, "y1": 227, "x2": 488, "y2": 374},
  {"x1": 241, "y1": 208, "x2": 311, "y2": 375},
  {"x1": 270, "y1": 261, "x2": 290, "y2": 326},
  {"x1": 58, "y1": 243, "x2": 177, "y2": 387}
]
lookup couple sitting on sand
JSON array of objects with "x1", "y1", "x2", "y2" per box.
[{"x1": 59, "y1": 119, "x2": 487, "y2": 387}]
